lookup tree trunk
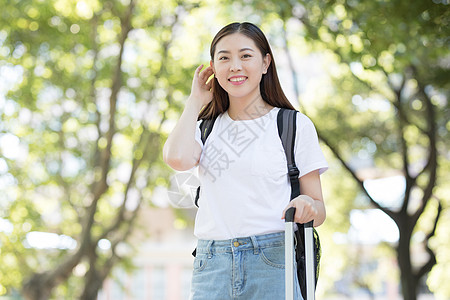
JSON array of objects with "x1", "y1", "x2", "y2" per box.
[
  {"x1": 22, "y1": 249, "x2": 84, "y2": 300},
  {"x1": 396, "y1": 217, "x2": 418, "y2": 300},
  {"x1": 22, "y1": 274, "x2": 52, "y2": 300},
  {"x1": 79, "y1": 270, "x2": 104, "y2": 300}
]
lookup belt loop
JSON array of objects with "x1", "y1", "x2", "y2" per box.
[
  {"x1": 250, "y1": 236, "x2": 259, "y2": 255},
  {"x1": 206, "y1": 240, "x2": 213, "y2": 259}
]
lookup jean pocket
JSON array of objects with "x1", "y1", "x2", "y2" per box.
[
  {"x1": 259, "y1": 245, "x2": 285, "y2": 269},
  {"x1": 193, "y1": 255, "x2": 208, "y2": 272}
]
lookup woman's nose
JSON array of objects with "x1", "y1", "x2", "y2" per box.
[{"x1": 230, "y1": 59, "x2": 242, "y2": 72}]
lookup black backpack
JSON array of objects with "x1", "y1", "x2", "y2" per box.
[{"x1": 193, "y1": 108, "x2": 321, "y2": 300}]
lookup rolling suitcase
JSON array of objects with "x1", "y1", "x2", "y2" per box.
[{"x1": 285, "y1": 207, "x2": 315, "y2": 300}]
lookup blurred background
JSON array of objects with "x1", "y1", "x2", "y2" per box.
[{"x1": 0, "y1": 0, "x2": 449, "y2": 299}]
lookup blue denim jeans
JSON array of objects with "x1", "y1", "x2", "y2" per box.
[{"x1": 189, "y1": 232, "x2": 303, "y2": 300}]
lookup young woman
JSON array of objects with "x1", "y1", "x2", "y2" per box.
[{"x1": 163, "y1": 22, "x2": 328, "y2": 300}]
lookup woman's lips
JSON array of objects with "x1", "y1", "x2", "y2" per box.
[{"x1": 228, "y1": 76, "x2": 247, "y2": 85}]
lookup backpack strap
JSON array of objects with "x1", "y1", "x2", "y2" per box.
[
  {"x1": 199, "y1": 117, "x2": 217, "y2": 144},
  {"x1": 277, "y1": 108, "x2": 300, "y2": 199},
  {"x1": 194, "y1": 117, "x2": 218, "y2": 208}
]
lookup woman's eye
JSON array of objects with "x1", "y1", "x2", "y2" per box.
[
  {"x1": 242, "y1": 54, "x2": 251, "y2": 58},
  {"x1": 219, "y1": 56, "x2": 228, "y2": 60}
]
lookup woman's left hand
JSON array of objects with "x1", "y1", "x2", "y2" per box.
[{"x1": 281, "y1": 195, "x2": 318, "y2": 224}]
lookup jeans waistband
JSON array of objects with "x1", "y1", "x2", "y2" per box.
[{"x1": 196, "y1": 231, "x2": 285, "y2": 257}]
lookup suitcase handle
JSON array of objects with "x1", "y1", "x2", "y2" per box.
[
  {"x1": 285, "y1": 207, "x2": 296, "y2": 223},
  {"x1": 285, "y1": 207, "x2": 314, "y2": 227}
]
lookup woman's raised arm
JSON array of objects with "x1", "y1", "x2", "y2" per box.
[{"x1": 163, "y1": 64, "x2": 214, "y2": 171}]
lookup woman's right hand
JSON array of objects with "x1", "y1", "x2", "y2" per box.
[
  {"x1": 163, "y1": 64, "x2": 212, "y2": 170},
  {"x1": 188, "y1": 64, "x2": 214, "y2": 108}
]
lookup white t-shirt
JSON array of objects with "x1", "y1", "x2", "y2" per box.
[{"x1": 194, "y1": 107, "x2": 328, "y2": 240}]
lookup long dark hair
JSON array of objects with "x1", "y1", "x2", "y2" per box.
[{"x1": 198, "y1": 22, "x2": 296, "y2": 120}]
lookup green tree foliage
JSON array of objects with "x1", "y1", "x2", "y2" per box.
[{"x1": 0, "y1": 0, "x2": 203, "y2": 298}]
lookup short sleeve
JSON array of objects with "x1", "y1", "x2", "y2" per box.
[
  {"x1": 294, "y1": 113, "x2": 328, "y2": 177},
  {"x1": 195, "y1": 120, "x2": 203, "y2": 149}
]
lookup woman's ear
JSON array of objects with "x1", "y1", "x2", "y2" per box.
[
  {"x1": 263, "y1": 53, "x2": 271, "y2": 74},
  {"x1": 210, "y1": 60, "x2": 215, "y2": 73}
]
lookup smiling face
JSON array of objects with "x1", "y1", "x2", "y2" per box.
[{"x1": 211, "y1": 33, "x2": 271, "y2": 102}]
